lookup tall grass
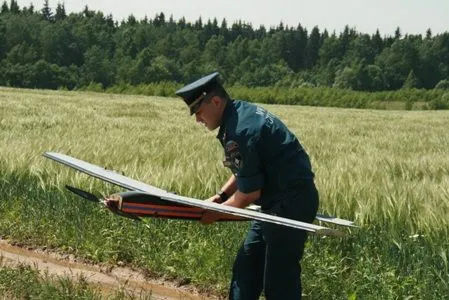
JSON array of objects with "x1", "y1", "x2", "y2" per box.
[
  {"x1": 0, "y1": 87, "x2": 448, "y2": 298},
  {"x1": 0, "y1": 264, "x2": 101, "y2": 299},
  {"x1": 0, "y1": 263, "x2": 153, "y2": 299}
]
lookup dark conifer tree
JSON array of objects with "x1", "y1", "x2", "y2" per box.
[
  {"x1": 194, "y1": 16, "x2": 202, "y2": 30},
  {"x1": 9, "y1": 0, "x2": 19, "y2": 14},
  {"x1": 41, "y1": 0, "x2": 53, "y2": 21},
  {"x1": 220, "y1": 18, "x2": 229, "y2": 42},
  {"x1": 1, "y1": 1, "x2": 8, "y2": 14},
  {"x1": 24, "y1": 3, "x2": 34, "y2": 14},
  {"x1": 0, "y1": 18, "x2": 5, "y2": 59},
  {"x1": 106, "y1": 14, "x2": 115, "y2": 28},
  {"x1": 305, "y1": 26, "x2": 321, "y2": 68},
  {"x1": 127, "y1": 14, "x2": 137, "y2": 25},
  {"x1": 153, "y1": 12, "x2": 165, "y2": 27},
  {"x1": 372, "y1": 29, "x2": 383, "y2": 56},
  {"x1": 394, "y1": 26, "x2": 401, "y2": 39},
  {"x1": 287, "y1": 24, "x2": 308, "y2": 71},
  {"x1": 55, "y1": 2, "x2": 66, "y2": 21},
  {"x1": 83, "y1": 5, "x2": 94, "y2": 18},
  {"x1": 178, "y1": 16, "x2": 186, "y2": 29}
]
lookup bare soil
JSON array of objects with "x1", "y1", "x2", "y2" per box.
[{"x1": 0, "y1": 239, "x2": 217, "y2": 299}]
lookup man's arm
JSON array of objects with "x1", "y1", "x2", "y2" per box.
[
  {"x1": 206, "y1": 174, "x2": 238, "y2": 203},
  {"x1": 222, "y1": 189, "x2": 260, "y2": 208},
  {"x1": 220, "y1": 174, "x2": 238, "y2": 196},
  {"x1": 201, "y1": 188, "x2": 261, "y2": 224}
]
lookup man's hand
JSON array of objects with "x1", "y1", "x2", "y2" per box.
[
  {"x1": 205, "y1": 194, "x2": 222, "y2": 203},
  {"x1": 201, "y1": 194, "x2": 225, "y2": 224}
]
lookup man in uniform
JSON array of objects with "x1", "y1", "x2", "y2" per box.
[{"x1": 175, "y1": 72, "x2": 319, "y2": 300}]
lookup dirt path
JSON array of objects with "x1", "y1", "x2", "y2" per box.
[{"x1": 0, "y1": 239, "x2": 216, "y2": 299}]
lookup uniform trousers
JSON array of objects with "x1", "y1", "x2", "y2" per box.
[{"x1": 229, "y1": 181, "x2": 319, "y2": 300}]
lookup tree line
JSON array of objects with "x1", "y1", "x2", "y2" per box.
[{"x1": 1, "y1": 0, "x2": 449, "y2": 92}]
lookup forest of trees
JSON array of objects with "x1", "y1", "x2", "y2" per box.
[{"x1": 1, "y1": 0, "x2": 449, "y2": 93}]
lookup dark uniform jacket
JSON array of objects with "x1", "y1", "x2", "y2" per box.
[{"x1": 217, "y1": 100, "x2": 315, "y2": 210}]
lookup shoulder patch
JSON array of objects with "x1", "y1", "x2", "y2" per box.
[{"x1": 224, "y1": 140, "x2": 243, "y2": 170}]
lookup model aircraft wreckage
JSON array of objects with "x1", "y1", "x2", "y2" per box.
[{"x1": 43, "y1": 152, "x2": 356, "y2": 237}]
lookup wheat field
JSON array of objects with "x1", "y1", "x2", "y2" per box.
[{"x1": 0, "y1": 87, "x2": 448, "y2": 298}]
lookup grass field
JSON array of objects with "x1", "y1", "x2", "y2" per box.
[
  {"x1": 0, "y1": 87, "x2": 448, "y2": 298},
  {"x1": 0, "y1": 263, "x2": 154, "y2": 299},
  {"x1": 0, "y1": 264, "x2": 101, "y2": 299}
]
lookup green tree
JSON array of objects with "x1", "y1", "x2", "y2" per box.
[
  {"x1": 55, "y1": 2, "x2": 66, "y2": 21},
  {"x1": 57, "y1": 64, "x2": 79, "y2": 89},
  {"x1": 201, "y1": 18, "x2": 220, "y2": 46},
  {"x1": 2, "y1": 62, "x2": 27, "y2": 86},
  {"x1": 434, "y1": 79, "x2": 449, "y2": 90},
  {"x1": 146, "y1": 55, "x2": 178, "y2": 82},
  {"x1": 114, "y1": 26, "x2": 138, "y2": 58},
  {"x1": 9, "y1": 0, "x2": 19, "y2": 14},
  {"x1": 194, "y1": 16, "x2": 202, "y2": 30},
  {"x1": 81, "y1": 45, "x2": 114, "y2": 87},
  {"x1": 257, "y1": 35, "x2": 281, "y2": 66},
  {"x1": 319, "y1": 33, "x2": 340, "y2": 67},
  {"x1": 235, "y1": 58, "x2": 292, "y2": 87},
  {"x1": 113, "y1": 50, "x2": 134, "y2": 83},
  {"x1": 394, "y1": 26, "x2": 401, "y2": 40},
  {"x1": 128, "y1": 47, "x2": 155, "y2": 84},
  {"x1": 82, "y1": 5, "x2": 94, "y2": 18},
  {"x1": 288, "y1": 24, "x2": 308, "y2": 71},
  {"x1": 225, "y1": 36, "x2": 251, "y2": 72},
  {"x1": 314, "y1": 58, "x2": 339, "y2": 87},
  {"x1": 402, "y1": 70, "x2": 420, "y2": 89},
  {"x1": 181, "y1": 60, "x2": 203, "y2": 83},
  {"x1": 428, "y1": 92, "x2": 449, "y2": 109},
  {"x1": 338, "y1": 25, "x2": 357, "y2": 59},
  {"x1": 333, "y1": 66, "x2": 359, "y2": 90},
  {"x1": 153, "y1": 12, "x2": 165, "y2": 27},
  {"x1": 3, "y1": 13, "x2": 44, "y2": 54},
  {"x1": 344, "y1": 34, "x2": 376, "y2": 64},
  {"x1": 127, "y1": 14, "x2": 137, "y2": 26},
  {"x1": 219, "y1": 18, "x2": 230, "y2": 42},
  {"x1": 25, "y1": 3, "x2": 34, "y2": 14},
  {"x1": 6, "y1": 42, "x2": 38, "y2": 64},
  {"x1": 304, "y1": 26, "x2": 321, "y2": 68},
  {"x1": 434, "y1": 33, "x2": 449, "y2": 79},
  {"x1": 155, "y1": 34, "x2": 177, "y2": 59},
  {"x1": 202, "y1": 35, "x2": 226, "y2": 67},
  {"x1": 416, "y1": 38, "x2": 441, "y2": 89},
  {"x1": 364, "y1": 64, "x2": 387, "y2": 91},
  {"x1": 29, "y1": 59, "x2": 61, "y2": 89},
  {"x1": 0, "y1": 19, "x2": 5, "y2": 59},
  {"x1": 372, "y1": 29, "x2": 384, "y2": 56},
  {"x1": 42, "y1": 22, "x2": 64, "y2": 65},
  {"x1": 177, "y1": 16, "x2": 186, "y2": 29},
  {"x1": 1, "y1": 1, "x2": 8, "y2": 14},
  {"x1": 375, "y1": 38, "x2": 420, "y2": 89},
  {"x1": 41, "y1": 0, "x2": 53, "y2": 21}
]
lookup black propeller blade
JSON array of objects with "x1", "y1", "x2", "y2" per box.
[
  {"x1": 65, "y1": 185, "x2": 141, "y2": 221},
  {"x1": 65, "y1": 185, "x2": 101, "y2": 203}
]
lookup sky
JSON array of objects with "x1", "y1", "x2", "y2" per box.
[{"x1": 14, "y1": 0, "x2": 449, "y2": 36}]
